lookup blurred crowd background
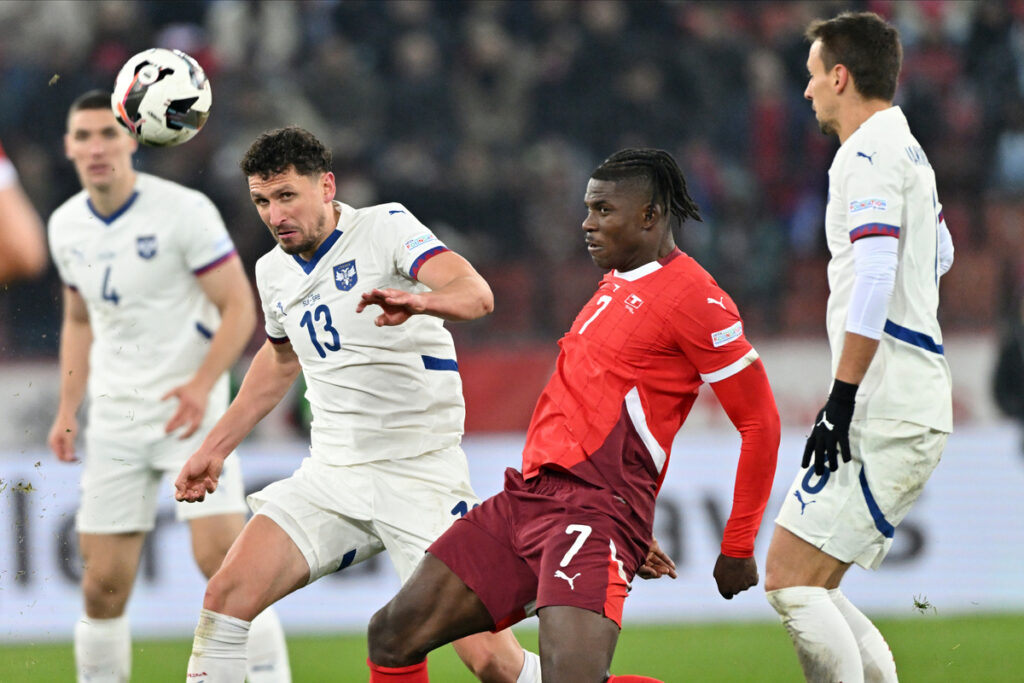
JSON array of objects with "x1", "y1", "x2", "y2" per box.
[{"x1": 1, "y1": 0, "x2": 1023, "y2": 358}]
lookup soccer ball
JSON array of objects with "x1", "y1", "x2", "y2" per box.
[{"x1": 111, "y1": 48, "x2": 212, "y2": 147}]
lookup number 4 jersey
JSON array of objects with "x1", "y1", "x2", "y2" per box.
[
  {"x1": 48, "y1": 172, "x2": 236, "y2": 433},
  {"x1": 256, "y1": 201, "x2": 463, "y2": 466}
]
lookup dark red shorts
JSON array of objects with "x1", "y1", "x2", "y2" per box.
[{"x1": 428, "y1": 467, "x2": 645, "y2": 630}]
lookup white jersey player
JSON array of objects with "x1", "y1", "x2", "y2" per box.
[
  {"x1": 765, "y1": 14, "x2": 954, "y2": 683},
  {"x1": 176, "y1": 126, "x2": 540, "y2": 683},
  {"x1": 46, "y1": 90, "x2": 289, "y2": 683}
]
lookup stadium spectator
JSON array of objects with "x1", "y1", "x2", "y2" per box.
[
  {"x1": 46, "y1": 90, "x2": 289, "y2": 682},
  {"x1": 764, "y1": 13, "x2": 954, "y2": 682},
  {"x1": 365, "y1": 148, "x2": 781, "y2": 682},
  {"x1": 0, "y1": 138, "x2": 47, "y2": 282},
  {"x1": 174, "y1": 126, "x2": 541, "y2": 683}
]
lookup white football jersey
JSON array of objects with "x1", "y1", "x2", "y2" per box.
[
  {"x1": 824, "y1": 106, "x2": 952, "y2": 432},
  {"x1": 256, "y1": 201, "x2": 464, "y2": 465},
  {"x1": 48, "y1": 172, "x2": 235, "y2": 433}
]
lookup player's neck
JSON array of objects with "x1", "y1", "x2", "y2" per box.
[
  {"x1": 87, "y1": 170, "x2": 138, "y2": 217},
  {"x1": 837, "y1": 99, "x2": 893, "y2": 144}
]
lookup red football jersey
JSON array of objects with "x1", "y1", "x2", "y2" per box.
[{"x1": 522, "y1": 249, "x2": 756, "y2": 536}]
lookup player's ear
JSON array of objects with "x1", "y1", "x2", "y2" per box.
[
  {"x1": 834, "y1": 64, "x2": 850, "y2": 94},
  {"x1": 643, "y1": 203, "x2": 658, "y2": 229},
  {"x1": 321, "y1": 171, "x2": 336, "y2": 203}
]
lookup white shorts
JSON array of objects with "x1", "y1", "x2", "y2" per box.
[
  {"x1": 77, "y1": 427, "x2": 248, "y2": 534},
  {"x1": 247, "y1": 445, "x2": 480, "y2": 584},
  {"x1": 774, "y1": 419, "x2": 947, "y2": 570}
]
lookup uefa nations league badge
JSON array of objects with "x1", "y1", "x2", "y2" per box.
[{"x1": 334, "y1": 260, "x2": 357, "y2": 291}]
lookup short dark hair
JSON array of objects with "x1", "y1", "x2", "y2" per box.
[
  {"x1": 69, "y1": 89, "x2": 112, "y2": 116},
  {"x1": 590, "y1": 148, "x2": 702, "y2": 226},
  {"x1": 806, "y1": 12, "x2": 902, "y2": 102},
  {"x1": 240, "y1": 126, "x2": 333, "y2": 179}
]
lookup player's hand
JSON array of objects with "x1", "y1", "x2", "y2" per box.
[
  {"x1": 48, "y1": 412, "x2": 79, "y2": 463},
  {"x1": 356, "y1": 288, "x2": 425, "y2": 326},
  {"x1": 162, "y1": 378, "x2": 210, "y2": 439},
  {"x1": 174, "y1": 449, "x2": 224, "y2": 502},
  {"x1": 713, "y1": 554, "x2": 758, "y2": 599},
  {"x1": 802, "y1": 379, "x2": 857, "y2": 476},
  {"x1": 637, "y1": 536, "x2": 677, "y2": 580}
]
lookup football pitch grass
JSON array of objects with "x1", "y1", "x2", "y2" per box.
[{"x1": 3, "y1": 613, "x2": 1022, "y2": 681}]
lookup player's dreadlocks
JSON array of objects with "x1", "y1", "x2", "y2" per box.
[
  {"x1": 240, "y1": 126, "x2": 333, "y2": 179},
  {"x1": 591, "y1": 148, "x2": 703, "y2": 227}
]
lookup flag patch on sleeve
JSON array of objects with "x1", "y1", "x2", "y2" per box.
[
  {"x1": 849, "y1": 198, "x2": 887, "y2": 214},
  {"x1": 711, "y1": 321, "x2": 743, "y2": 348},
  {"x1": 404, "y1": 233, "x2": 438, "y2": 251}
]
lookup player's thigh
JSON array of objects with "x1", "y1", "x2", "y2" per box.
[
  {"x1": 537, "y1": 605, "x2": 619, "y2": 683},
  {"x1": 774, "y1": 419, "x2": 945, "y2": 572},
  {"x1": 188, "y1": 512, "x2": 245, "y2": 579},
  {"x1": 79, "y1": 531, "x2": 147, "y2": 587},
  {"x1": 206, "y1": 515, "x2": 310, "y2": 620},
  {"x1": 247, "y1": 457, "x2": 386, "y2": 583},
  {"x1": 77, "y1": 432, "x2": 163, "y2": 534},
  {"x1": 372, "y1": 446, "x2": 482, "y2": 582},
  {"x1": 535, "y1": 512, "x2": 635, "y2": 628}
]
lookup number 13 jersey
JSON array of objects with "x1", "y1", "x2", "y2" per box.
[{"x1": 255, "y1": 201, "x2": 463, "y2": 466}]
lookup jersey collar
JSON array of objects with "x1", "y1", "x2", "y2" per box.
[
  {"x1": 291, "y1": 228, "x2": 343, "y2": 274},
  {"x1": 87, "y1": 191, "x2": 139, "y2": 225},
  {"x1": 612, "y1": 248, "x2": 681, "y2": 281}
]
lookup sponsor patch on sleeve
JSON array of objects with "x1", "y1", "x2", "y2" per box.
[
  {"x1": 404, "y1": 233, "x2": 439, "y2": 252},
  {"x1": 711, "y1": 321, "x2": 743, "y2": 348},
  {"x1": 849, "y1": 197, "x2": 888, "y2": 214}
]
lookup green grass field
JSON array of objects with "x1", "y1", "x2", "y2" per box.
[{"x1": 3, "y1": 613, "x2": 1022, "y2": 681}]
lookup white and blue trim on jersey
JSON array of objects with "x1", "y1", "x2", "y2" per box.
[{"x1": 292, "y1": 230, "x2": 344, "y2": 275}]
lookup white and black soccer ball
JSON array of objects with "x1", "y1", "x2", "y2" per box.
[{"x1": 111, "y1": 48, "x2": 212, "y2": 147}]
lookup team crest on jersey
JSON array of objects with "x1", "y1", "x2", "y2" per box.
[
  {"x1": 136, "y1": 235, "x2": 158, "y2": 259},
  {"x1": 334, "y1": 260, "x2": 358, "y2": 291}
]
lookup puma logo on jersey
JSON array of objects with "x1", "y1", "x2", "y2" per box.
[
  {"x1": 856, "y1": 151, "x2": 875, "y2": 164},
  {"x1": 554, "y1": 570, "x2": 581, "y2": 590},
  {"x1": 707, "y1": 296, "x2": 726, "y2": 309},
  {"x1": 275, "y1": 302, "x2": 287, "y2": 317}
]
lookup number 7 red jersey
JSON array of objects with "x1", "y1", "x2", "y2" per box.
[{"x1": 522, "y1": 248, "x2": 764, "y2": 545}]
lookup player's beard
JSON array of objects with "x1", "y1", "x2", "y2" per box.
[
  {"x1": 818, "y1": 118, "x2": 838, "y2": 137},
  {"x1": 278, "y1": 213, "x2": 328, "y2": 256}
]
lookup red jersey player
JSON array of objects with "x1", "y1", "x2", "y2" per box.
[{"x1": 367, "y1": 148, "x2": 781, "y2": 683}]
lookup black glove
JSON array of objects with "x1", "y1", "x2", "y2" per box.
[{"x1": 802, "y1": 379, "x2": 858, "y2": 476}]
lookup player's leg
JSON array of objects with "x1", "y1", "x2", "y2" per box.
[
  {"x1": 368, "y1": 552, "x2": 499, "y2": 679},
  {"x1": 537, "y1": 605, "x2": 619, "y2": 682},
  {"x1": 373, "y1": 448, "x2": 541, "y2": 683},
  {"x1": 179, "y1": 448, "x2": 291, "y2": 683},
  {"x1": 76, "y1": 531, "x2": 145, "y2": 683},
  {"x1": 188, "y1": 513, "x2": 291, "y2": 683},
  {"x1": 764, "y1": 525, "x2": 864, "y2": 683},
  {"x1": 186, "y1": 515, "x2": 308, "y2": 682}
]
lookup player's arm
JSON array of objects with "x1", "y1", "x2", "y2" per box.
[
  {"x1": 47, "y1": 287, "x2": 92, "y2": 462},
  {"x1": 0, "y1": 182, "x2": 47, "y2": 283},
  {"x1": 805, "y1": 233, "x2": 898, "y2": 474},
  {"x1": 175, "y1": 339, "x2": 300, "y2": 502},
  {"x1": 357, "y1": 250, "x2": 494, "y2": 326},
  {"x1": 162, "y1": 253, "x2": 257, "y2": 438},
  {"x1": 708, "y1": 357, "x2": 781, "y2": 599}
]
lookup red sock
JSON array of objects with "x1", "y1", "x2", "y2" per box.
[
  {"x1": 607, "y1": 676, "x2": 665, "y2": 683},
  {"x1": 367, "y1": 658, "x2": 428, "y2": 682}
]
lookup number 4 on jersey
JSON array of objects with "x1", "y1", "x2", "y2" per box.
[{"x1": 102, "y1": 265, "x2": 120, "y2": 305}]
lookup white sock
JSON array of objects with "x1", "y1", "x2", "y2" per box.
[
  {"x1": 766, "y1": 586, "x2": 863, "y2": 683},
  {"x1": 516, "y1": 649, "x2": 541, "y2": 683},
  {"x1": 829, "y1": 589, "x2": 898, "y2": 683},
  {"x1": 187, "y1": 608, "x2": 250, "y2": 682},
  {"x1": 75, "y1": 614, "x2": 131, "y2": 683},
  {"x1": 246, "y1": 607, "x2": 291, "y2": 682}
]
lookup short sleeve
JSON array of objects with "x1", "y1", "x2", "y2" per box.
[
  {"x1": 376, "y1": 204, "x2": 450, "y2": 280},
  {"x1": 179, "y1": 191, "x2": 237, "y2": 275},
  {"x1": 255, "y1": 258, "x2": 288, "y2": 342},
  {"x1": 671, "y1": 284, "x2": 755, "y2": 382},
  {"x1": 843, "y1": 141, "x2": 905, "y2": 243}
]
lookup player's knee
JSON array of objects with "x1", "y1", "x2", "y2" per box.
[
  {"x1": 367, "y1": 603, "x2": 425, "y2": 667},
  {"x1": 201, "y1": 567, "x2": 246, "y2": 615},
  {"x1": 81, "y1": 571, "x2": 131, "y2": 617}
]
